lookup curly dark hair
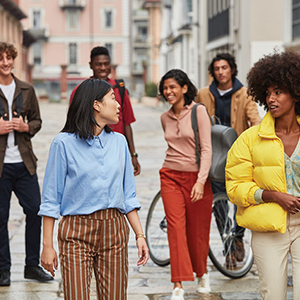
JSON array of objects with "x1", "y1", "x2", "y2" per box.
[
  {"x1": 208, "y1": 53, "x2": 237, "y2": 82},
  {"x1": 158, "y1": 69, "x2": 197, "y2": 106},
  {"x1": 247, "y1": 51, "x2": 300, "y2": 115},
  {"x1": 0, "y1": 42, "x2": 18, "y2": 59}
]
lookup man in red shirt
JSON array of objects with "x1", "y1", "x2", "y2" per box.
[{"x1": 70, "y1": 47, "x2": 140, "y2": 175}]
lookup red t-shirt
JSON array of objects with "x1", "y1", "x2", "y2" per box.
[{"x1": 69, "y1": 78, "x2": 136, "y2": 135}]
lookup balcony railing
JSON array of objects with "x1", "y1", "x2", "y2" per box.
[
  {"x1": 134, "y1": 34, "x2": 148, "y2": 43},
  {"x1": 208, "y1": 8, "x2": 229, "y2": 42},
  {"x1": 28, "y1": 27, "x2": 49, "y2": 40},
  {"x1": 59, "y1": 0, "x2": 85, "y2": 10}
]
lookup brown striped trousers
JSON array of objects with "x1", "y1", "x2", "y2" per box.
[{"x1": 58, "y1": 209, "x2": 129, "y2": 300}]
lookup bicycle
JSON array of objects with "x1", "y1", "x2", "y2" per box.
[{"x1": 145, "y1": 190, "x2": 254, "y2": 279}]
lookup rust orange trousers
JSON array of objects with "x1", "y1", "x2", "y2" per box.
[{"x1": 160, "y1": 168, "x2": 213, "y2": 282}]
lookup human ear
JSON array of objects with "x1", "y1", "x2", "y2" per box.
[
  {"x1": 182, "y1": 84, "x2": 188, "y2": 94},
  {"x1": 93, "y1": 100, "x2": 101, "y2": 112}
]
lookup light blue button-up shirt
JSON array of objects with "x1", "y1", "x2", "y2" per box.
[
  {"x1": 38, "y1": 130, "x2": 140, "y2": 219},
  {"x1": 284, "y1": 137, "x2": 300, "y2": 197}
]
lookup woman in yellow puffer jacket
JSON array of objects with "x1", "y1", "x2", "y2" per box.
[{"x1": 226, "y1": 51, "x2": 300, "y2": 300}]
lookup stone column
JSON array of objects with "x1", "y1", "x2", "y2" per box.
[
  {"x1": 110, "y1": 64, "x2": 117, "y2": 79},
  {"x1": 60, "y1": 65, "x2": 68, "y2": 101}
]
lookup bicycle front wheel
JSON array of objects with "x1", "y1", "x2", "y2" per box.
[
  {"x1": 209, "y1": 193, "x2": 254, "y2": 279},
  {"x1": 145, "y1": 191, "x2": 170, "y2": 266}
]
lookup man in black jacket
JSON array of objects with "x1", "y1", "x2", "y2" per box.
[{"x1": 0, "y1": 42, "x2": 53, "y2": 286}]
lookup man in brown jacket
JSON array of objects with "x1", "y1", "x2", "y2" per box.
[
  {"x1": 196, "y1": 53, "x2": 261, "y2": 268},
  {"x1": 0, "y1": 42, "x2": 53, "y2": 286}
]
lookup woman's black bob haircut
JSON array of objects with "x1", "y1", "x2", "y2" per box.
[
  {"x1": 62, "y1": 78, "x2": 112, "y2": 139},
  {"x1": 247, "y1": 50, "x2": 300, "y2": 115},
  {"x1": 159, "y1": 69, "x2": 198, "y2": 106}
]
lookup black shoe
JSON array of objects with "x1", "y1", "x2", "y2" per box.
[
  {"x1": 24, "y1": 265, "x2": 53, "y2": 282},
  {"x1": 0, "y1": 269, "x2": 10, "y2": 286}
]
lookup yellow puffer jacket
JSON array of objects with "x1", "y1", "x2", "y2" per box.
[{"x1": 225, "y1": 111, "x2": 287, "y2": 233}]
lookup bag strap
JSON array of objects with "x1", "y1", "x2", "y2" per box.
[
  {"x1": 191, "y1": 103, "x2": 201, "y2": 168},
  {"x1": 113, "y1": 79, "x2": 127, "y2": 137},
  {"x1": 15, "y1": 91, "x2": 23, "y2": 117},
  {"x1": 13, "y1": 91, "x2": 23, "y2": 146},
  {"x1": 113, "y1": 79, "x2": 125, "y2": 107},
  {"x1": 0, "y1": 97, "x2": 5, "y2": 118},
  {"x1": 191, "y1": 103, "x2": 214, "y2": 168},
  {"x1": 0, "y1": 91, "x2": 23, "y2": 118}
]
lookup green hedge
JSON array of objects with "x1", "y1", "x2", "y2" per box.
[{"x1": 145, "y1": 82, "x2": 158, "y2": 97}]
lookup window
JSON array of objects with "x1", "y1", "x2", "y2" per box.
[
  {"x1": 33, "y1": 10, "x2": 41, "y2": 29},
  {"x1": 137, "y1": 0, "x2": 144, "y2": 9},
  {"x1": 33, "y1": 43, "x2": 42, "y2": 65},
  {"x1": 105, "y1": 10, "x2": 113, "y2": 28},
  {"x1": 134, "y1": 53, "x2": 147, "y2": 73},
  {"x1": 69, "y1": 43, "x2": 77, "y2": 65},
  {"x1": 222, "y1": 0, "x2": 229, "y2": 10},
  {"x1": 208, "y1": 0, "x2": 212, "y2": 18},
  {"x1": 137, "y1": 26, "x2": 147, "y2": 42},
  {"x1": 293, "y1": 0, "x2": 300, "y2": 39},
  {"x1": 186, "y1": 0, "x2": 192, "y2": 12},
  {"x1": 212, "y1": 0, "x2": 217, "y2": 16},
  {"x1": 101, "y1": 8, "x2": 115, "y2": 30},
  {"x1": 104, "y1": 43, "x2": 113, "y2": 59},
  {"x1": 186, "y1": 0, "x2": 193, "y2": 23},
  {"x1": 207, "y1": 0, "x2": 230, "y2": 41},
  {"x1": 67, "y1": 10, "x2": 79, "y2": 30}
]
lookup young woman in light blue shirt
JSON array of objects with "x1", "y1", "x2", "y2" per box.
[{"x1": 39, "y1": 78, "x2": 148, "y2": 300}]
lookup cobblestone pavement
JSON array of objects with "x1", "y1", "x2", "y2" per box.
[{"x1": 1, "y1": 98, "x2": 293, "y2": 299}]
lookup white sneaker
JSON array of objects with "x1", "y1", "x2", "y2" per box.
[
  {"x1": 171, "y1": 287, "x2": 185, "y2": 300},
  {"x1": 196, "y1": 273, "x2": 211, "y2": 294}
]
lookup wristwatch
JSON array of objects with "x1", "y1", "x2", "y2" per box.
[
  {"x1": 136, "y1": 233, "x2": 146, "y2": 240},
  {"x1": 131, "y1": 152, "x2": 138, "y2": 158}
]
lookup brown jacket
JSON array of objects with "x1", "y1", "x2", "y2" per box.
[
  {"x1": 196, "y1": 86, "x2": 261, "y2": 136},
  {"x1": 0, "y1": 74, "x2": 42, "y2": 176}
]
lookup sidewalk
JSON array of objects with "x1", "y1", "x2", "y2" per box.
[{"x1": 2, "y1": 99, "x2": 292, "y2": 299}]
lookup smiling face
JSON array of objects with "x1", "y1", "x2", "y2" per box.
[
  {"x1": 94, "y1": 88, "x2": 120, "y2": 127},
  {"x1": 89, "y1": 55, "x2": 111, "y2": 81},
  {"x1": 0, "y1": 51, "x2": 14, "y2": 81},
  {"x1": 213, "y1": 59, "x2": 233, "y2": 90},
  {"x1": 162, "y1": 78, "x2": 187, "y2": 107},
  {"x1": 266, "y1": 87, "x2": 296, "y2": 119}
]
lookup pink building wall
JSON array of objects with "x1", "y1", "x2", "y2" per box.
[
  {"x1": 20, "y1": 0, "x2": 127, "y2": 66},
  {"x1": 18, "y1": 0, "x2": 131, "y2": 99}
]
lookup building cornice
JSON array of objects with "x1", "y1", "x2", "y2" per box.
[
  {"x1": 143, "y1": 0, "x2": 161, "y2": 9},
  {"x1": 0, "y1": 0, "x2": 27, "y2": 20}
]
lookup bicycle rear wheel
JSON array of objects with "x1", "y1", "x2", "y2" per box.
[
  {"x1": 209, "y1": 193, "x2": 254, "y2": 279},
  {"x1": 145, "y1": 191, "x2": 170, "y2": 266}
]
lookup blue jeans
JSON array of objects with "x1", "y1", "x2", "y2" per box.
[{"x1": 0, "y1": 162, "x2": 41, "y2": 270}]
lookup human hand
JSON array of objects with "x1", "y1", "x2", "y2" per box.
[
  {"x1": 41, "y1": 246, "x2": 58, "y2": 277},
  {"x1": 132, "y1": 156, "x2": 141, "y2": 176},
  {"x1": 0, "y1": 115, "x2": 13, "y2": 134},
  {"x1": 190, "y1": 182, "x2": 204, "y2": 202},
  {"x1": 275, "y1": 192, "x2": 300, "y2": 214},
  {"x1": 12, "y1": 112, "x2": 29, "y2": 132},
  {"x1": 136, "y1": 237, "x2": 149, "y2": 266}
]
